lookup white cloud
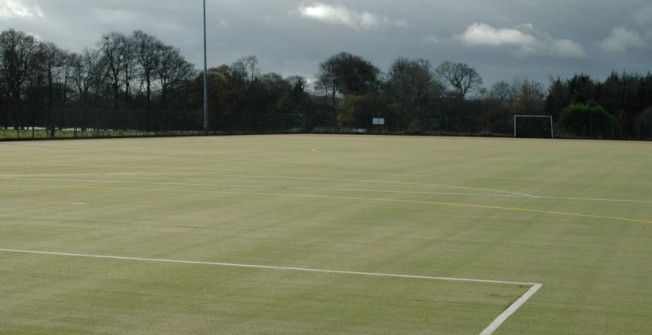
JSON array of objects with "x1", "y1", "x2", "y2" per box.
[
  {"x1": 456, "y1": 22, "x2": 585, "y2": 58},
  {"x1": 296, "y1": 3, "x2": 406, "y2": 31},
  {"x1": 457, "y1": 23, "x2": 537, "y2": 46},
  {"x1": 600, "y1": 26, "x2": 646, "y2": 52},
  {"x1": 0, "y1": 0, "x2": 44, "y2": 19}
]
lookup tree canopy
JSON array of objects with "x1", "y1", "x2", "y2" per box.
[
  {"x1": 1, "y1": 28, "x2": 651, "y2": 140},
  {"x1": 558, "y1": 103, "x2": 618, "y2": 138}
]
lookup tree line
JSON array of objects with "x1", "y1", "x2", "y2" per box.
[
  {"x1": 0, "y1": 29, "x2": 195, "y2": 134},
  {"x1": 1, "y1": 28, "x2": 651, "y2": 139},
  {"x1": 313, "y1": 52, "x2": 652, "y2": 139}
]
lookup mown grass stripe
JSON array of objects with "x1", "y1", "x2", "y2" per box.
[
  {"x1": 0, "y1": 248, "x2": 542, "y2": 335},
  {"x1": 3, "y1": 180, "x2": 651, "y2": 225}
]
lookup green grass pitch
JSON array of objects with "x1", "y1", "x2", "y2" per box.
[{"x1": 1, "y1": 135, "x2": 651, "y2": 334}]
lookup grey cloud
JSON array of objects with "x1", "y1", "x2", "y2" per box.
[
  {"x1": 600, "y1": 27, "x2": 646, "y2": 53},
  {"x1": 3, "y1": 0, "x2": 651, "y2": 86},
  {"x1": 634, "y1": 5, "x2": 652, "y2": 26}
]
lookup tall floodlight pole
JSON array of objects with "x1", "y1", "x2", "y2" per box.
[{"x1": 203, "y1": 0, "x2": 209, "y2": 132}]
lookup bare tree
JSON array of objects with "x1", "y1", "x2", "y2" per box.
[
  {"x1": 99, "y1": 32, "x2": 133, "y2": 109},
  {"x1": 157, "y1": 45, "x2": 194, "y2": 110},
  {"x1": 69, "y1": 52, "x2": 90, "y2": 129},
  {"x1": 0, "y1": 67, "x2": 6, "y2": 120},
  {"x1": 387, "y1": 57, "x2": 444, "y2": 127},
  {"x1": 133, "y1": 30, "x2": 163, "y2": 114},
  {"x1": 510, "y1": 79, "x2": 545, "y2": 115},
  {"x1": 315, "y1": 59, "x2": 339, "y2": 110},
  {"x1": 0, "y1": 29, "x2": 39, "y2": 129},
  {"x1": 487, "y1": 80, "x2": 514, "y2": 106},
  {"x1": 232, "y1": 55, "x2": 260, "y2": 91},
  {"x1": 70, "y1": 49, "x2": 102, "y2": 110},
  {"x1": 286, "y1": 75, "x2": 307, "y2": 94},
  {"x1": 435, "y1": 61, "x2": 483, "y2": 99},
  {"x1": 132, "y1": 31, "x2": 164, "y2": 129},
  {"x1": 487, "y1": 79, "x2": 545, "y2": 114},
  {"x1": 39, "y1": 42, "x2": 69, "y2": 135},
  {"x1": 56, "y1": 50, "x2": 76, "y2": 133}
]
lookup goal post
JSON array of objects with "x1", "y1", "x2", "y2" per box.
[{"x1": 514, "y1": 115, "x2": 554, "y2": 138}]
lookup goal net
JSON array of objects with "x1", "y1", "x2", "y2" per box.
[{"x1": 513, "y1": 115, "x2": 554, "y2": 138}]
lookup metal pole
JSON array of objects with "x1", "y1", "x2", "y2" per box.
[{"x1": 203, "y1": 0, "x2": 209, "y2": 132}]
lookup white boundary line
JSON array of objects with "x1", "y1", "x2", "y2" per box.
[
  {"x1": 0, "y1": 248, "x2": 542, "y2": 335},
  {"x1": 480, "y1": 283, "x2": 543, "y2": 335},
  {"x1": 1, "y1": 176, "x2": 540, "y2": 199},
  {"x1": 6, "y1": 176, "x2": 652, "y2": 204}
]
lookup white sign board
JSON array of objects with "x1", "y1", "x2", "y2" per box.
[{"x1": 372, "y1": 118, "x2": 385, "y2": 125}]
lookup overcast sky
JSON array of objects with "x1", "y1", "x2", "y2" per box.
[{"x1": 2, "y1": 0, "x2": 651, "y2": 87}]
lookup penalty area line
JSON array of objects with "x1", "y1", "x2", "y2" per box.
[{"x1": 0, "y1": 248, "x2": 542, "y2": 335}]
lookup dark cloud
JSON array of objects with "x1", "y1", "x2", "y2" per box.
[{"x1": 2, "y1": 0, "x2": 650, "y2": 86}]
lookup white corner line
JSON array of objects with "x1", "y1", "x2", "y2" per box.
[
  {"x1": 0, "y1": 248, "x2": 542, "y2": 334},
  {"x1": 479, "y1": 282, "x2": 543, "y2": 335}
]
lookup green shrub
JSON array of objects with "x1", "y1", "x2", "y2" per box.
[{"x1": 557, "y1": 103, "x2": 618, "y2": 138}]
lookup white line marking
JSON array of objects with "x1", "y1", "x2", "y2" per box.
[
  {"x1": 13, "y1": 174, "x2": 652, "y2": 204},
  {"x1": 0, "y1": 248, "x2": 541, "y2": 334},
  {"x1": 220, "y1": 174, "x2": 542, "y2": 198},
  {"x1": 288, "y1": 186, "x2": 535, "y2": 199},
  {"x1": 1, "y1": 176, "x2": 540, "y2": 199},
  {"x1": 0, "y1": 248, "x2": 535, "y2": 286},
  {"x1": 8, "y1": 176, "x2": 651, "y2": 204},
  {"x1": 535, "y1": 195, "x2": 652, "y2": 204},
  {"x1": 479, "y1": 283, "x2": 543, "y2": 335}
]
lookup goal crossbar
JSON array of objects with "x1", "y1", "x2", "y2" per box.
[{"x1": 514, "y1": 115, "x2": 554, "y2": 138}]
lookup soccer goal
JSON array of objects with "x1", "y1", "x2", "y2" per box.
[{"x1": 513, "y1": 115, "x2": 554, "y2": 138}]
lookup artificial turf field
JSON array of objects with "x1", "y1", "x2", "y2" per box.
[{"x1": 0, "y1": 134, "x2": 650, "y2": 334}]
